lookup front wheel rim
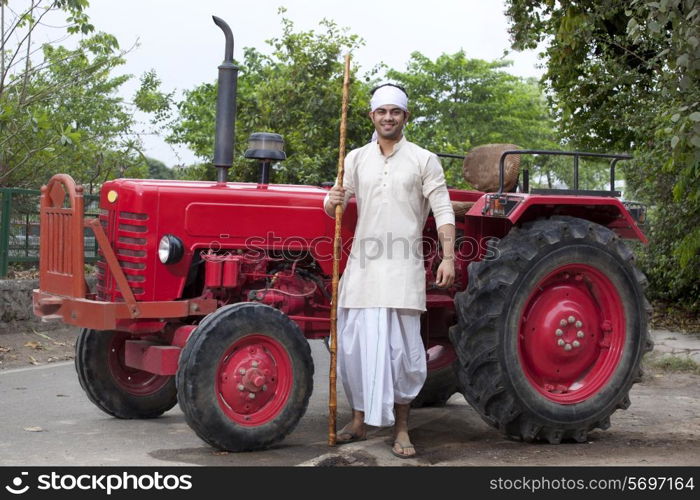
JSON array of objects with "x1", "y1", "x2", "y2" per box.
[
  {"x1": 216, "y1": 334, "x2": 293, "y2": 426},
  {"x1": 518, "y1": 264, "x2": 626, "y2": 404},
  {"x1": 107, "y1": 332, "x2": 171, "y2": 396}
]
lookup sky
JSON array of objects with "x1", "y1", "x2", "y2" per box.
[{"x1": 79, "y1": 0, "x2": 544, "y2": 167}]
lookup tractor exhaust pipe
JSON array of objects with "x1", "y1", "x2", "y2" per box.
[{"x1": 212, "y1": 16, "x2": 238, "y2": 184}]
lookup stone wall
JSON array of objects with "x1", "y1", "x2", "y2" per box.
[
  {"x1": 0, "y1": 279, "x2": 39, "y2": 322},
  {"x1": 0, "y1": 278, "x2": 96, "y2": 323}
]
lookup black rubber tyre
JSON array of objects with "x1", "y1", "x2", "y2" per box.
[
  {"x1": 449, "y1": 216, "x2": 653, "y2": 443},
  {"x1": 411, "y1": 364, "x2": 459, "y2": 408},
  {"x1": 75, "y1": 329, "x2": 177, "y2": 419},
  {"x1": 176, "y1": 302, "x2": 314, "y2": 451}
]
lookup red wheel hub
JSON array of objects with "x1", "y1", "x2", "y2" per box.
[
  {"x1": 107, "y1": 332, "x2": 171, "y2": 396},
  {"x1": 216, "y1": 334, "x2": 292, "y2": 426},
  {"x1": 426, "y1": 341, "x2": 456, "y2": 371},
  {"x1": 518, "y1": 264, "x2": 625, "y2": 404}
]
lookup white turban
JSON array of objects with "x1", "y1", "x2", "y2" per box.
[{"x1": 370, "y1": 85, "x2": 408, "y2": 112}]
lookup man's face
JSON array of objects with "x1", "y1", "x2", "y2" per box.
[{"x1": 369, "y1": 105, "x2": 408, "y2": 140}]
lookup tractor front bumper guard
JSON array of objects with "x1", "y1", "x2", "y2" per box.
[
  {"x1": 32, "y1": 291, "x2": 216, "y2": 331},
  {"x1": 33, "y1": 174, "x2": 217, "y2": 331}
]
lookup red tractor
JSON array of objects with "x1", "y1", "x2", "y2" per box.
[{"x1": 33, "y1": 18, "x2": 651, "y2": 451}]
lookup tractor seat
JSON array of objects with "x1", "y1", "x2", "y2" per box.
[{"x1": 462, "y1": 143, "x2": 521, "y2": 193}]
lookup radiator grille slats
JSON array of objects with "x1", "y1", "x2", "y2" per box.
[{"x1": 96, "y1": 208, "x2": 149, "y2": 301}]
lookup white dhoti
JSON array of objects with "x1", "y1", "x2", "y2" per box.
[{"x1": 337, "y1": 307, "x2": 427, "y2": 427}]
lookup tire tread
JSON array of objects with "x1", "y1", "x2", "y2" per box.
[{"x1": 452, "y1": 216, "x2": 651, "y2": 443}]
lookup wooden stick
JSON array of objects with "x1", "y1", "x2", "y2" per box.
[{"x1": 328, "y1": 53, "x2": 351, "y2": 447}]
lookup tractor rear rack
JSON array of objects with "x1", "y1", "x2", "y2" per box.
[
  {"x1": 437, "y1": 150, "x2": 632, "y2": 195},
  {"x1": 498, "y1": 149, "x2": 632, "y2": 195}
]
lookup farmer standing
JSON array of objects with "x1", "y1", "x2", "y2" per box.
[{"x1": 323, "y1": 83, "x2": 456, "y2": 458}]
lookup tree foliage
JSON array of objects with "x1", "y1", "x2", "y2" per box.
[
  {"x1": 505, "y1": 0, "x2": 700, "y2": 310},
  {"x1": 163, "y1": 13, "x2": 563, "y2": 192},
  {"x1": 0, "y1": 0, "x2": 147, "y2": 190},
  {"x1": 387, "y1": 51, "x2": 561, "y2": 187},
  {"x1": 164, "y1": 11, "x2": 374, "y2": 185},
  {"x1": 145, "y1": 156, "x2": 173, "y2": 179}
]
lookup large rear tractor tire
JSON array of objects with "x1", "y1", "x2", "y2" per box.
[
  {"x1": 176, "y1": 303, "x2": 313, "y2": 451},
  {"x1": 75, "y1": 329, "x2": 177, "y2": 419},
  {"x1": 449, "y1": 216, "x2": 653, "y2": 443}
]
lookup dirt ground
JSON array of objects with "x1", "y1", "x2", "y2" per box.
[{"x1": 0, "y1": 322, "x2": 78, "y2": 369}]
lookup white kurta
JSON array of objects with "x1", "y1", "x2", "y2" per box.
[
  {"x1": 337, "y1": 307, "x2": 426, "y2": 427},
  {"x1": 325, "y1": 137, "x2": 454, "y2": 425},
  {"x1": 326, "y1": 136, "x2": 455, "y2": 312}
]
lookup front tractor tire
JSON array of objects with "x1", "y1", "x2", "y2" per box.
[
  {"x1": 176, "y1": 303, "x2": 314, "y2": 452},
  {"x1": 449, "y1": 216, "x2": 653, "y2": 444},
  {"x1": 75, "y1": 329, "x2": 177, "y2": 419}
]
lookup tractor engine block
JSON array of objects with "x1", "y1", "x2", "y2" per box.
[{"x1": 201, "y1": 250, "x2": 327, "y2": 317}]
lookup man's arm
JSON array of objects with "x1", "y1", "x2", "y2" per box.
[
  {"x1": 324, "y1": 185, "x2": 347, "y2": 217},
  {"x1": 323, "y1": 153, "x2": 355, "y2": 217},
  {"x1": 422, "y1": 154, "x2": 456, "y2": 288},
  {"x1": 435, "y1": 223, "x2": 456, "y2": 288}
]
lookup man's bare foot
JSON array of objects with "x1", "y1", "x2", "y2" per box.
[
  {"x1": 337, "y1": 424, "x2": 367, "y2": 443},
  {"x1": 337, "y1": 410, "x2": 366, "y2": 444},
  {"x1": 392, "y1": 429, "x2": 416, "y2": 458},
  {"x1": 392, "y1": 403, "x2": 416, "y2": 458}
]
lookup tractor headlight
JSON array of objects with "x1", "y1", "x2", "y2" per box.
[{"x1": 158, "y1": 234, "x2": 184, "y2": 264}]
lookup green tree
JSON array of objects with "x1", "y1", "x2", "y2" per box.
[
  {"x1": 146, "y1": 156, "x2": 173, "y2": 179},
  {"x1": 164, "y1": 11, "x2": 375, "y2": 185},
  {"x1": 0, "y1": 1, "x2": 147, "y2": 190},
  {"x1": 387, "y1": 51, "x2": 562, "y2": 187},
  {"x1": 505, "y1": 0, "x2": 700, "y2": 310},
  {"x1": 164, "y1": 15, "x2": 563, "y2": 191}
]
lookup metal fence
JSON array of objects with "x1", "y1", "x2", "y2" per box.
[{"x1": 0, "y1": 188, "x2": 100, "y2": 277}]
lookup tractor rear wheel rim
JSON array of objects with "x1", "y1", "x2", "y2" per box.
[
  {"x1": 426, "y1": 341, "x2": 457, "y2": 371},
  {"x1": 518, "y1": 263, "x2": 625, "y2": 404},
  {"x1": 216, "y1": 334, "x2": 292, "y2": 426},
  {"x1": 107, "y1": 332, "x2": 171, "y2": 396}
]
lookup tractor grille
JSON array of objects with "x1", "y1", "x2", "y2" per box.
[{"x1": 96, "y1": 210, "x2": 149, "y2": 301}]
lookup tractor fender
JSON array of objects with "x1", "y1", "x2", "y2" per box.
[{"x1": 466, "y1": 194, "x2": 647, "y2": 243}]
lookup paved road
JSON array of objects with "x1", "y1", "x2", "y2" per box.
[
  {"x1": 0, "y1": 340, "x2": 342, "y2": 466},
  {"x1": 1, "y1": 335, "x2": 699, "y2": 466}
]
